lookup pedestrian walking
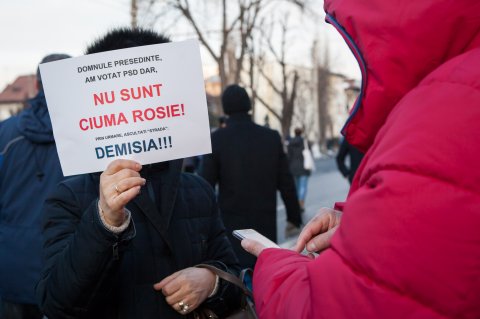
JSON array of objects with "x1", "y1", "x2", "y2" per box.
[
  {"x1": 199, "y1": 84, "x2": 302, "y2": 268},
  {"x1": 287, "y1": 128, "x2": 312, "y2": 212}
]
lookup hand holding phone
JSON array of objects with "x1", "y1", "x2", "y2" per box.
[{"x1": 232, "y1": 229, "x2": 279, "y2": 249}]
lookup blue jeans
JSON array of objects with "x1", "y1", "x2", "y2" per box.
[{"x1": 294, "y1": 175, "x2": 309, "y2": 202}]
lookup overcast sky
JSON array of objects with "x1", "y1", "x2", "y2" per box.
[{"x1": 0, "y1": 0, "x2": 359, "y2": 91}]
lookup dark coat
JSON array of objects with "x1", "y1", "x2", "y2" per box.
[
  {"x1": 335, "y1": 138, "x2": 364, "y2": 183},
  {"x1": 36, "y1": 160, "x2": 241, "y2": 319},
  {"x1": 199, "y1": 113, "x2": 301, "y2": 268},
  {"x1": 287, "y1": 136, "x2": 311, "y2": 176},
  {"x1": 0, "y1": 91, "x2": 64, "y2": 304}
]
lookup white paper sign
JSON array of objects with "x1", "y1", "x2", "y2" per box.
[{"x1": 40, "y1": 39, "x2": 211, "y2": 176}]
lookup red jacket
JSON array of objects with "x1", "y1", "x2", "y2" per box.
[{"x1": 252, "y1": 0, "x2": 480, "y2": 318}]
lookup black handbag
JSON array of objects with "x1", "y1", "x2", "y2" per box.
[{"x1": 194, "y1": 264, "x2": 258, "y2": 319}]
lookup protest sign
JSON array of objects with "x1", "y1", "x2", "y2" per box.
[{"x1": 40, "y1": 39, "x2": 211, "y2": 176}]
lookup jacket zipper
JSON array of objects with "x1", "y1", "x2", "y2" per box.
[{"x1": 325, "y1": 13, "x2": 367, "y2": 135}]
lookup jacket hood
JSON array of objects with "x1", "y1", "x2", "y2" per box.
[
  {"x1": 17, "y1": 90, "x2": 55, "y2": 143},
  {"x1": 324, "y1": 0, "x2": 480, "y2": 152}
]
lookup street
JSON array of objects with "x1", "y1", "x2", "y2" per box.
[{"x1": 277, "y1": 157, "x2": 350, "y2": 246}]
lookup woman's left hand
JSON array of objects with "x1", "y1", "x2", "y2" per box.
[{"x1": 153, "y1": 267, "x2": 216, "y2": 315}]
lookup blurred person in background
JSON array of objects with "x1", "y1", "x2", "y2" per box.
[
  {"x1": 199, "y1": 84, "x2": 302, "y2": 268},
  {"x1": 218, "y1": 115, "x2": 227, "y2": 129},
  {"x1": 0, "y1": 53, "x2": 71, "y2": 319},
  {"x1": 335, "y1": 137, "x2": 364, "y2": 184},
  {"x1": 287, "y1": 127, "x2": 312, "y2": 213}
]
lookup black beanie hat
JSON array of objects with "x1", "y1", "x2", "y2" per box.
[{"x1": 221, "y1": 84, "x2": 251, "y2": 115}]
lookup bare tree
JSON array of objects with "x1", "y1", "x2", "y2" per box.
[
  {"x1": 255, "y1": 16, "x2": 300, "y2": 138},
  {"x1": 246, "y1": 34, "x2": 260, "y2": 117},
  {"x1": 292, "y1": 76, "x2": 316, "y2": 139},
  {"x1": 141, "y1": 0, "x2": 311, "y2": 130},
  {"x1": 146, "y1": 0, "x2": 265, "y2": 90},
  {"x1": 311, "y1": 39, "x2": 332, "y2": 151},
  {"x1": 131, "y1": 0, "x2": 138, "y2": 28}
]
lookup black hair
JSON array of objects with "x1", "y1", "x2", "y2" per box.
[
  {"x1": 86, "y1": 27, "x2": 170, "y2": 54},
  {"x1": 36, "y1": 53, "x2": 71, "y2": 88}
]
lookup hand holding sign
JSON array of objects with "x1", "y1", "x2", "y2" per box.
[{"x1": 98, "y1": 159, "x2": 146, "y2": 227}]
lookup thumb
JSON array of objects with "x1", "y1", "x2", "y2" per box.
[
  {"x1": 241, "y1": 238, "x2": 266, "y2": 257},
  {"x1": 305, "y1": 226, "x2": 338, "y2": 252}
]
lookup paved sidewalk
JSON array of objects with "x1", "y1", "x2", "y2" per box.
[{"x1": 276, "y1": 160, "x2": 350, "y2": 247}]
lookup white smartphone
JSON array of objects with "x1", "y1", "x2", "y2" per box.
[{"x1": 232, "y1": 229, "x2": 280, "y2": 248}]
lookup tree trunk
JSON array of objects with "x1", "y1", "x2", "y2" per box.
[{"x1": 316, "y1": 66, "x2": 330, "y2": 152}]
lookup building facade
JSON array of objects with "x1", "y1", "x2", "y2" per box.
[{"x1": 0, "y1": 75, "x2": 37, "y2": 120}]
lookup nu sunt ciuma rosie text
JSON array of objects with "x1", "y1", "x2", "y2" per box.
[{"x1": 79, "y1": 83, "x2": 186, "y2": 131}]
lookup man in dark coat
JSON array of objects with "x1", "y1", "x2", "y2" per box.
[
  {"x1": 0, "y1": 53, "x2": 70, "y2": 319},
  {"x1": 35, "y1": 28, "x2": 241, "y2": 319},
  {"x1": 336, "y1": 137, "x2": 364, "y2": 184},
  {"x1": 199, "y1": 84, "x2": 302, "y2": 268}
]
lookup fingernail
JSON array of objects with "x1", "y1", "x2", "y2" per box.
[
  {"x1": 307, "y1": 242, "x2": 316, "y2": 252},
  {"x1": 142, "y1": 178, "x2": 147, "y2": 185}
]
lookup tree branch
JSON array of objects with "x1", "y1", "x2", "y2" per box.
[
  {"x1": 172, "y1": 0, "x2": 219, "y2": 61},
  {"x1": 257, "y1": 67, "x2": 282, "y2": 96},
  {"x1": 255, "y1": 94, "x2": 282, "y2": 121}
]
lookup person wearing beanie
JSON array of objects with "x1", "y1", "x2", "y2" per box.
[
  {"x1": 221, "y1": 84, "x2": 252, "y2": 115},
  {"x1": 200, "y1": 84, "x2": 302, "y2": 268},
  {"x1": 0, "y1": 53, "x2": 71, "y2": 319}
]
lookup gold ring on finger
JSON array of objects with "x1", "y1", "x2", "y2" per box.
[{"x1": 178, "y1": 301, "x2": 189, "y2": 313}]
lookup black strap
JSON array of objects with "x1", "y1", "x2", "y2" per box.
[{"x1": 195, "y1": 264, "x2": 253, "y2": 298}]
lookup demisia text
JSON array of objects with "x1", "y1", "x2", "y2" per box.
[{"x1": 95, "y1": 136, "x2": 173, "y2": 159}]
